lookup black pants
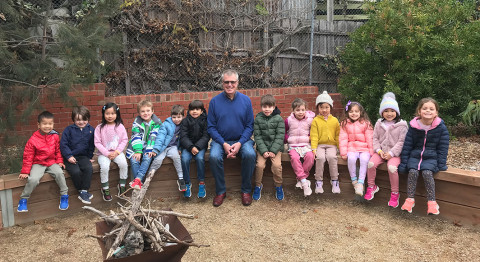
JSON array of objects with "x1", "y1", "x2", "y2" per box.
[{"x1": 64, "y1": 155, "x2": 93, "y2": 191}]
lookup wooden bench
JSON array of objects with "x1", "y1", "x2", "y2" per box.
[{"x1": 1, "y1": 153, "x2": 479, "y2": 228}]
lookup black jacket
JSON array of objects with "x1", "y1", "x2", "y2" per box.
[{"x1": 180, "y1": 112, "x2": 210, "y2": 151}]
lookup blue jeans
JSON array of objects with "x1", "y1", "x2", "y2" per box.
[
  {"x1": 209, "y1": 139, "x2": 256, "y2": 195},
  {"x1": 130, "y1": 152, "x2": 153, "y2": 181},
  {"x1": 181, "y1": 148, "x2": 206, "y2": 185}
]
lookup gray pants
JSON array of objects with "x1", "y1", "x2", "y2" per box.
[
  {"x1": 148, "y1": 146, "x2": 183, "y2": 179},
  {"x1": 98, "y1": 153, "x2": 129, "y2": 184},
  {"x1": 21, "y1": 164, "x2": 68, "y2": 199}
]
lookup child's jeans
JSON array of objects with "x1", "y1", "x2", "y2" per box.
[
  {"x1": 148, "y1": 146, "x2": 183, "y2": 179},
  {"x1": 181, "y1": 148, "x2": 206, "y2": 185},
  {"x1": 314, "y1": 145, "x2": 339, "y2": 181},
  {"x1": 130, "y1": 151, "x2": 154, "y2": 181},
  {"x1": 98, "y1": 153, "x2": 129, "y2": 184},
  {"x1": 255, "y1": 151, "x2": 283, "y2": 187},
  {"x1": 64, "y1": 155, "x2": 93, "y2": 192},
  {"x1": 289, "y1": 149, "x2": 314, "y2": 181},
  {"x1": 367, "y1": 153, "x2": 400, "y2": 192},
  {"x1": 347, "y1": 151, "x2": 370, "y2": 183},
  {"x1": 20, "y1": 164, "x2": 68, "y2": 199}
]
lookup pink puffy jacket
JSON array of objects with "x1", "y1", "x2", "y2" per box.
[
  {"x1": 285, "y1": 111, "x2": 316, "y2": 147},
  {"x1": 339, "y1": 119, "x2": 374, "y2": 156}
]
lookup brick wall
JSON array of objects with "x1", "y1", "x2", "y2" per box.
[{"x1": 15, "y1": 84, "x2": 344, "y2": 138}]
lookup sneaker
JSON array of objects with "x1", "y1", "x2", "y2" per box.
[
  {"x1": 130, "y1": 178, "x2": 142, "y2": 190},
  {"x1": 198, "y1": 183, "x2": 206, "y2": 198},
  {"x1": 252, "y1": 184, "x2": 262, "y2": 201},
  {"x1": 401, "y1": 198, "x2": 415, "y2": 213},
  {"x1": 427, "y1": 201, "x2": 440, "y2": 215},
  {"x1": 301, "y1": 180, "x2": 312, "y2": 196},
  {"x1": 101, "y1": 188, "x2": 113, "y2": 201},
  {"x1": 295, "y1": 180, "x2": 302, "y2": 189},
  {"x1": 86, "y1": 191, "x2": 93, "y2": 200},
  {"x1": 78, "y1": 191, "x2": 91, "y2": 204},
  {"x1": 354, "y1": 183, "x2": 364, "y2": 196},
  {"x1": 388, "y1": 192, "x2": 400, "y2": 208},
  {"x1": 59, "y1": 194, "x2": 69, "y2": 210},
  {"x1": 315, "y1": 181, "x2": 324, "y2": 194},
  {"x1": 275, "y1": 186, "x2": 284, "y2": 201},
  {"x1": 364, "y1": 185, "x2": 379, "y2": 201},
  {"x1": 177, "y1": 179, "x2": 187, "y2": 192},
  {"x1": 117, "y1": 184, "x2": 126, "y2": 196},
  {"x1": 17, "y1": 198, "x2": 28, "y2": 212},
  {"x1": 331, "y1": 180, "x2": 341, "y2": 194},
  {"x1": 184, "y1": 183, "x2": 192, "y2": 198}
]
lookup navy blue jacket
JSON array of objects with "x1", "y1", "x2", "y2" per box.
[
  {"x1": 60, "y1": 123, "x2": 95, "y2": 159},
  {"x1": 398, "y1": 117, "x2": 449, "y2": 174}
]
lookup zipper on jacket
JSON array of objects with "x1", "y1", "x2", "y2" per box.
[{"x1": 417, "y1": 130, "x2": 428, "y2": 170}]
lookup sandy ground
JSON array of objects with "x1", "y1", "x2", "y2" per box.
[{"x1": 1, "y1": 192, "x2": 479, "y2": 262}]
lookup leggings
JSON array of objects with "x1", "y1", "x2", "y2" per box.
[
  {"x1": 407, "y1": 169, "x2": 436, "y2": 201},
  {"x1": 347, "y1": 152, "x2": 370, "y2": 183}
]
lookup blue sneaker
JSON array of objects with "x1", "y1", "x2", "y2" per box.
[
  {"x1": 198, "y1": 183, "x2": 206, "y2": 198},
  {"x1": 59, "y1": 194, "x2": 69, "y2": 210},
  {"x1": 184, "y1": 183, "x2": 192, "y2": 198},
  {"x1": 86, "y1": 191, "x2": 93, "y2": 200},
  {"x1": 78, "y1": 191, "x2": 91, "y2": 204},
  {"x1": 17, "y1": 198, "x2": 28, "y2": 212},
  {"x1": 275, "y1": 186, "x2": 284, "y2": 201},
  {"x1": 252, "y1": 184, "x2": 262, "y2": 201}
]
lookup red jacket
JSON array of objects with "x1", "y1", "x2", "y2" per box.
[{"x1": 21, "y1": 130, "x2": 63, "y2": 174}]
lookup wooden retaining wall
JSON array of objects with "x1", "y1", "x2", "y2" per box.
[{"x1": 1, "y1": 155, "x2": 479, "y2": 228}]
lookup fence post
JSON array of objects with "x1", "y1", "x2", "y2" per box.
[
  {"x1": 309, "y1": 0, "x2": 316, "y2": 85},
  {"x1": 327, "y1": 0, "x2": 334, "y2": 22},
  {"x1": 123, "y1": 32, "x2": 131, "y2": 95}
]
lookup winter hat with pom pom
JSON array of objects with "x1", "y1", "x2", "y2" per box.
[
  {"x1": 379, "y1": 92, "x2": 400, "y2": 116},
  {"x1": 315, "y1": 91, "x2": 334, "y2": 108}
]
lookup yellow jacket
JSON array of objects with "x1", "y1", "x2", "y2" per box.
[{"x1": 310, "y1": 114, "x2": 340, "y2": 149}]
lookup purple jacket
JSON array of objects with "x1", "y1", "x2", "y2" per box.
[{"x1": 372, "y1": 119, "x2": 408, "y2": 157}]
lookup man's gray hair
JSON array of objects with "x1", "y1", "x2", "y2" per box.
[{"x1": 221, "y1": 69, "x2": 239, "y2": 81}]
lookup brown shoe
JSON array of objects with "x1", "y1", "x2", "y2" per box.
[
  {"x1": 241, "y1": 193, "x2": 252, "y2": 206},
  {"x1": 213, "y1": 193, "x2": 226, "y2": 207}
]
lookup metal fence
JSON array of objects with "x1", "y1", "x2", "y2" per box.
[{"x1": 13, "y1": 0, "x2": 371, "y2": 96}]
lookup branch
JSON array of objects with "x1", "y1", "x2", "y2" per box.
[
  {"x1": 0, "y1": 77, "x2": 40, "y2": 89},
  {"x1": 254, "y1": 25, "x2": 310, "y2": 64}
]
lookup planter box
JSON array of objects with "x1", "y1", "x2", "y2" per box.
[{"x1": 96, "y1": 212, "x2": 192, "y2": 262}]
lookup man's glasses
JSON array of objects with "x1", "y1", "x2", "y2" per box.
[{"x1": 223, "y1": 81, "x2": 237, "y2": 85}]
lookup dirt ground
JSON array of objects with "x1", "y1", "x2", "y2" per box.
[
  {"x1": 1, "y1": 192, "x2": 480, "y2": 262},
  {"x1": 0, "y1": 136, "x2": 479, "y2": 261}
]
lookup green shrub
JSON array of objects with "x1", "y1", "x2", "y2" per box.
[{"x1": 338, "y1": 0, "x2": 480, "y2": 124}]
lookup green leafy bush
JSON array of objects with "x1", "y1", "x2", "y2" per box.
[{"x1": 338, "y1": 0, "x2": 480, "y2": 124}]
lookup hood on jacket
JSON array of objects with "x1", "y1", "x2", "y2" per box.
[
  {"x1": 133, "y1": 114, "x2": 162, "y2": 126},
  {"x1": 288, "y1": 110, "x2": 315, "y2": 120},
  {"x1": 256, "y1": 106, "x2": 282, "y2": 118},
  {"x1": 409, "y1": 117, "x2": 442, "y2": 130},
  {"x1": 376, "y1": 118, "x2": 408, "y2": 129}
]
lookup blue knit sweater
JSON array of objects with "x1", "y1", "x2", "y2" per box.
[{"x1": 207, "y1": 91, "x2": 254, "y2": 145}]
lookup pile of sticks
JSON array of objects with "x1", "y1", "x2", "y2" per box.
[{"x1": 85, "y1": 170, "x2": 208, "y2": 259}]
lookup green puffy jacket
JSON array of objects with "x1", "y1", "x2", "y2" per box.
[{"x1": 253, "y1": 107, "x2": 285, "y2": 155}]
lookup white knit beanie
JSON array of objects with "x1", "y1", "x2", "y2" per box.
[
  {"x1": 379, "y1": 92, "x2": 400, "y2": 116},
  {"x1": 315, "y1": 91, "x2": 334, "y2": 108}
]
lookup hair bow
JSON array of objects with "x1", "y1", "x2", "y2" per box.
[
  {"x1": 345, "y1": 100, "x2": 352, "y2": 111},
  {"x1": 102, "y1": 105, "x2": 106, "y2": 110}
]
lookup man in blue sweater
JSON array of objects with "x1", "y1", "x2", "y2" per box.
[{"x1": 208, "y1": 69, "x2": 256, "y2": 207}]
